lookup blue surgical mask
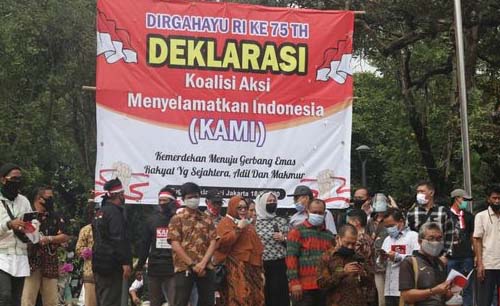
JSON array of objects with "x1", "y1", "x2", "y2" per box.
[
  {"x1": 387, "y1": 225, "x2": 400, "y2": 239},
  {"x1": 459, "y1": 201, "x2": 468, "y2": 210},
  {"x1": 308, "y1": 213, "x2": 325, "y2": 226},
  {"x1": 295, "y1": 202, "x2": 305, "y2": 213}
]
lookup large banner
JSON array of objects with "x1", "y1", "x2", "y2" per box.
[{"x1": 95, "y1": 0, "x2": 354, "y2": 208}]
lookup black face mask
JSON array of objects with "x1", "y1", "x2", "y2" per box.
[
  {"x1": 160, "y1": 202, "x2": 177, "y2": 216},
  {"x1": 2, "y1": 180, "x2": 22, "y2": 201},
  {"x1": 491, "y1": 204, "x2": 500, "y2": 212},
  {"x1": 337, "y1": 246, "x2": 355, "y2": 257},
  {"x1": 353, "y1": 199, "x2": 365, "y2": 209},
  {"x1": 42, "y1": 197, "x2": 54, "y2": 212},
  {"x1": 266, "y1": 203, "x2": 277, "y2": 214}
]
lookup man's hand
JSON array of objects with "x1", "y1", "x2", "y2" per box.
[
  {"x1": 344, "y1": 262, "x2": 362, "y2": 274},
  {"x1": 439, "y1": 256, "x2": 448, "y2": 266},
  {"x1": 290, "y1": 284, "x2": 303, "y2": 301},
  {"x1": 9, "y1": 219, "x2": 26, "y2": 232},
  {"x1": 193, "y1": 262, "x2": 206, "y2": 276},
  {"x1": 122, "y1": 265, "x2": 132, "y2": 279},
  {"x1": 387, "y1": 251, "x2": 397, "y2": 261},
  {"x1": 431, "y1": 280, "x2": 451, "y2": 295},
  {"x1": 132, "y1": 296, "x2": 141, "y2": 305},
  {"x1": 477, "y1": 262, "x2": 485, "y2": 282},
  {"x1": 40, "y1": 236, "x2": 51, "y2": 246}
]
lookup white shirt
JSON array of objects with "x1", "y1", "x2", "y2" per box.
[
  {"x1": 0, "y1": 254, "x2": 30, "y2": 277},
  {"x1": 129, "y1": 279, "x2": 144, "y2": 292},
  {"x1": 473, "y1": 207, "x2": 500, "y2": 269},
  {"x1": 381, "y1": 228, "x2": 420, "y2": 296}
]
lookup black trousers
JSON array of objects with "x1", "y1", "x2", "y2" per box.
[
  {"x1": 385, "y1": 296, "x2": 400, "y2": 306},
  {"x1": 95, "y1": 271, "x2": 123, "y2": 306},
  {"x1": 149, "y1": 274, "x2": 175, "y2": 306},
  {"x1": 0, "y1": 270, "x2": 24, "y2": 306},
  {"x1": 173, "y1": 270, "x2": 215, "y2": 306},
  {"x1": 264, "y1": 259, "x2": 290, "y2": 306},
  {"x1": 292, "y1": 289, "x2": 326, "y2": 306},
  {"x1": 477, "y1": 270, "x2": 500, "y2": 306}
]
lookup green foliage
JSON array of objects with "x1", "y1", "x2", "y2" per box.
[{"x1": 0, "y1": 0, "x2": 498, "y2": 254}]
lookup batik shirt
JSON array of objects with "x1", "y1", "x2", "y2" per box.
[
  {"x1": 317, "y1": 248, "x2": 374, "y2": 306},
  {"x1": 28, "y1": 211, "x2": 66, "y2": 278},
  {"x1": 255, "y1": 216, "x2": 288, "y2": 261},
  {"x1": 168, "y1": 209, "x2": 217, "y2": 272}
]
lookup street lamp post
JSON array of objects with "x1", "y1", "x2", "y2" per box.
[{"x1": 355, "y1": 145, "x2": 371, "y2": 187}]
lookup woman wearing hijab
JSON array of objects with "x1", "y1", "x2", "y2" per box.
[
  {"x1": 214, "y1": 196, "x2": 264, "y2": 306},
  {"x1": 255, "y1": 191, "x2": 290, "y2": 306}
]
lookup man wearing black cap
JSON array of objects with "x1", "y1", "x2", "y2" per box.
[
  {"x1": 204, "y1": 190, "x2": 224, "y2": 226},
  {"x1": 288, "y1": 185, "x2": 337, "y2": 234},
  {"x1": 0, "y1": 163, "x2": 35, "y2": 306},
  {"x1": 92, "y1": 178, "x2": 132, "y2": 306},
  {"x1": 136, "y1": 186, "x2": 179, "y2": 306}
]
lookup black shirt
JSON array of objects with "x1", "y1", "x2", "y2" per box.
[
  {"x1": 449, "y1": 209, "x2": 474, "y2": 259},
  {"x1": 92, "y1": 202, "x2": 132, "y2": 273},
  {"x1": 136, "y1": 211, "x2": 175, "y2": 277}
]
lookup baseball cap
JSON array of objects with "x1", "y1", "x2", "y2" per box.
[
  {"x1": 450, "y1": 189, "x2": 472, "y2": 200},
  {"x1": 287, "y1": 185, "x2": 313, "y2": 197},
  {"x1": 206, "y1": 190, "x2": 224, "y2": 204}
]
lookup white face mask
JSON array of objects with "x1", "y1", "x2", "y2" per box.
[
  {"x1": 416, "y1": 193, "x2": 428, "y2": 205},
  {"x1": 421, "y1": 240, "x2": 444, "y2": 257},
  {"x1": 184, "y1": 198, "x2": 200, "y2": 209}
]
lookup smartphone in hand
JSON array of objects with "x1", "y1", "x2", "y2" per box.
[{"x1": 23, "y1": 212, "x2": 40, "y2": 222}]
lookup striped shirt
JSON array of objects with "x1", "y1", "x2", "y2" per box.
[
  {"x1": 406, "y1": 204, "x2": 453, "y2": 254},
  {"x1": 286, "y1": 220, "x2": 335, "y2": 290}
]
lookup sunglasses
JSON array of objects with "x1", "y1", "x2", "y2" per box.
[{"x1": 237, "y1": 205, "x2": 248, "y2": 211}]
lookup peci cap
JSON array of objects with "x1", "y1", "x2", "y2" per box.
[
  {"x1": 287, "y1": 185, "x2": 313, "y2": 197},
  {"x1": 450, "y1": 189, "x2": 472, "y2": 200},
  {"x1": 103, "y1": 178, "x2": 124, "y2": 194},
  {"x1": 0, "y1": 163, "x2": 21, "y2": 178},
  {"x1": 206, "y1": 190, "x2": 224, "y2": 204}
]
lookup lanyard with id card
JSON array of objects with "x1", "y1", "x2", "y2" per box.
[{"x1": 156, "y1": 227, "x2": 171, "y2": 249}]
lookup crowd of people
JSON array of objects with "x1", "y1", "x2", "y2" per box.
[{"x1": 1, "y1": 161, "x2": 500, "y2": 306}]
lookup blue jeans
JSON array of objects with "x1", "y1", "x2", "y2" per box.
[{"x1": 447, "y1": 257, "x2": 474, "y2": 306}]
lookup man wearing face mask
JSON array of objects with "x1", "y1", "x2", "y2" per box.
[
  {"x1": 399, "y1": 222, "x2": 453, "y2": 306},
  {"x1": 0, "y1": 164, "x2": 35, "y2": 306},
  {"x1": 473, "y1": 184, "x2": 500, "y2": 306},
  {"x1": 136, "y1": 187, "x2": 179, "y2": 306},
  {"x1": 167, "y1": 182, "x2": 217, "y2": 306},
  {"x1": 287, "y1": 199, "x2": 334, "y2": 306},
  {"x1": 317, "y1": 224, "x2": 374, "y2": 306},
  {"x1": 407, "y1": 181, "x2": 454, "y2": 259},
  {"x1": 353, "y1": 187, "x2": 373, "y2": 216},
  {"x1": 21, "y1": 186, "x2": 69, "y2": 306},
  {"x1": 380, "y1": 208, "x2": 419, "y2": 306},
  {"x1": 92, "y1": 178, "x2": 132, "y2": 306},
  {"x1": 446, "y1": 189, "x2": 474, "y2": 306},
  {"x1": 204, "y1": 190, "x2": 224, "y2": 226},
  {"x1": 288, "y1": 185, "x2": 337, "y2": 234}
]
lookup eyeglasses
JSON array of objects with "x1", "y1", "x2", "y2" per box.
[{"x1": 237, "y1": 206, "x2": 248, "y2": 211}]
